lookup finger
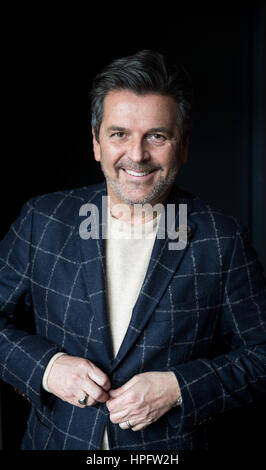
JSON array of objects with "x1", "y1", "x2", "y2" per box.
[
  {"x1": 87, "y1": 362, "x2": 111, "y2": 391},
  {"x1": 106, "y1": 393, "x2": 131, "y2": 413},
  {"x1": 125, "y1": 423, "x2": 148, "y2": 431},
  {"x1": 109, "y1": 408, "x2": 130, "y2": 424},
  {"x1": 119, "y1": 420, "x2": 134, "y2": 430},
  {"x1": 119, "y1": 418, "x2": 144, "y2": 431},
  {"x1": 74, "y1": 392, "x2": 97, "y2": 408},
  {"x1": 107, "y1": 381, "x2": 138, "y2": 413},
  {"x1": 109, "y1": 378, "x2": 135, "y2": 397},
  {"x1": 85, "y1": 395, "x2": 97, "y2": 406},
  {"x1": 119, "y1": 419, "x2": 150, "y2": 432},
  {"x1": 67, "y1": 395, "x2": 88, "y2": 408},
  {"x1": 84, "y1": 377, "x2": 109, "y2": 403},
  {"x1": 109, "y1": 389, "x2": 122, "y2": 398}
]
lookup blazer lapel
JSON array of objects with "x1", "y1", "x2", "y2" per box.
[
  {"x1": 77, "y1": 183, "x2": 113, "y2": 366},
  {"x1": 110, "y1": 187, "x2": 196, "y2": 372}
]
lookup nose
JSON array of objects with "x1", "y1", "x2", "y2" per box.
[{"x1": 128, "y1": 138, "x2": 150, "y2": 163}]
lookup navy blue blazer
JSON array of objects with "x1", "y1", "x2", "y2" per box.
[{"x1": 0, "y1": 182, "x2": 266, "y2": 450}]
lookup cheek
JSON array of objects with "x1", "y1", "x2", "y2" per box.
[
  {"x1": 157, "y1": 149, "x2": 178, "y2": 172},
  {"x1": 101, "y1": 144, "x2": 125, "y2": 166}
]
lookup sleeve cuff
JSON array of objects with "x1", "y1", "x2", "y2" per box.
[{"x1": 42, "y1": 352, "x2": 66, "y2": 392}]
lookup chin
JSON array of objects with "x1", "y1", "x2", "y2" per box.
[{"x1": 119, "y1": 192, "x2": 160, "y2": 206}]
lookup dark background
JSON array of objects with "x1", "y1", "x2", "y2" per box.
[{"x1": 0, "y1": 1, "x2": 265, "y2": 455}]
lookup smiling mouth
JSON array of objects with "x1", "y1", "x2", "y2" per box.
[{"x1": 122, "y1": 168, "x2": 156, "y2": 177}]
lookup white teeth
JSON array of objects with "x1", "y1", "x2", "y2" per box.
[{"x1": 124, "y1": 169, "x2": 151, "y2": 177}]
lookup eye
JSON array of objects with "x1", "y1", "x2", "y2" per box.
[
  {"x1": 111, "y1": 131, "x2": 126, "y2": 139},
  {"x1": 149, "y1": 133, "x2": 166, "y2": 142}
]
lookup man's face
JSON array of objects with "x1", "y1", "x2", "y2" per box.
[{"x1": 92, "y1": 90, "x2": 187, "y2": 207}]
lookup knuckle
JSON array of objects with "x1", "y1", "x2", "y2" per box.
[
  {"x1": 99, "y1": 375, "x2": 110, "y2": 389},
  {"x1": 69, "y1": 371, "x2": 79, "y2": 383},
  {"x1": 95, "y1": 374, "x2": 105, "y2": 386},
  {"x1": 77, "y1": 358, "x2": 89, "y2": 372},
  {"x1": 129, "y1": 391, "x2": 138, "y2": 403},
  {"x1": 109, "y1": 414, "x2": 116, "y2": 424}
]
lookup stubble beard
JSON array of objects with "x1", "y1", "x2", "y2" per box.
[{"x1": 100, "y1": 159, "x2": 178, "y2": 206}]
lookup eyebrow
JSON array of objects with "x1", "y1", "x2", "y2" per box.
[
  {"x1": 106, "y1": 126, "x2": 172, "y2": 135},
  {"x1": 106, "y1": 126, "x2": 127, "y2": 133},
  {"x1": 146, "y1": 127, "x2": 171, "y2": 135}
]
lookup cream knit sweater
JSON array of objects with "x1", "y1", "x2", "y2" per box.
[{"x1": 102, "y1": 209, "x2": 159, "y2": 449}]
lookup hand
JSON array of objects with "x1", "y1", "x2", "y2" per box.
[
  {"x1": 47, "y1": 354, "x2": 111, "y2": 408},
  {"x1": 106, "y1": 371, "x2": 180, "y2": 431}
]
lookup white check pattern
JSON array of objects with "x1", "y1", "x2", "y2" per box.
[{"x1": 0, "y1": 181, "x2": 265, "y2": 450}]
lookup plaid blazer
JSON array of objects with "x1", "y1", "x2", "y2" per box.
[{"x1": 0, "y1": 181, "x2": 266, "y2": 450}]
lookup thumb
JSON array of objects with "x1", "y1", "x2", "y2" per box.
[{"x1": 109, "y1": 378, "x2": 134, "y2": 397}]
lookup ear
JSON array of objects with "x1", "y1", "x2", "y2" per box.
[
  {"x1": 92, "y1": 128, "x2": 101, "y2": 162},
  {"x1": 179, "y1": 140, "x2": 189, "y2": 165}
]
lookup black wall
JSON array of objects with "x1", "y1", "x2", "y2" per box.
[{"x1": 0, "y1": 1, "x2": 265, "y2": 457}]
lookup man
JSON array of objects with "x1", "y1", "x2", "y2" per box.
[{"x1": 0, "y1": 50, "x2": 265, "y2": 451}]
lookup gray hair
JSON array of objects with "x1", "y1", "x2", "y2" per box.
[{"x1": 90, "y1": 50, "x2": 193, "y2": 148}]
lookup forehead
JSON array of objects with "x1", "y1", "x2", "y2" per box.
[{"x1": 102, "y1": 90, "x2": 177, "y2": 127}]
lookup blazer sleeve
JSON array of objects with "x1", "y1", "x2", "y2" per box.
[
  {"x1": 168, "y1": 227, "x2": 266, "y2": 434},
  {"x1": 0, "y1": 200, "x2": 63, "y2": 411}
]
